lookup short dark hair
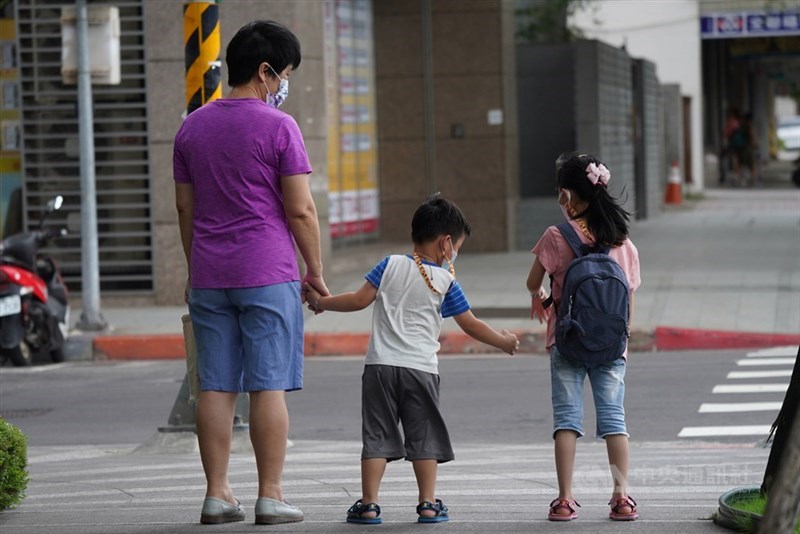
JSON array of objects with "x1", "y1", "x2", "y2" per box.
[
  {"x1": 226, "y1": 20, "x2": 301, "y2": 87},
  {"x1": 411, "y1": 195, "x2": 471, "y2": 244}
]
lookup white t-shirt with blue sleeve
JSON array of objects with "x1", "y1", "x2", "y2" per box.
[{"x1": 363, "y1": 254, "x2": 470, "y2": 374}]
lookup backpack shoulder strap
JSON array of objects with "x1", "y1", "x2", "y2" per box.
[
  {"x1": 541, "y1": 223, "x2": 588, "y2": 310},
  {"x1": 556, "y1": 222, "x2": 586, "y2": 258}
]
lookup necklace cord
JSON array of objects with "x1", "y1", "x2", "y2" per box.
[{"x1": 413, "y1": 252, "x2": 443, "y2": 295}]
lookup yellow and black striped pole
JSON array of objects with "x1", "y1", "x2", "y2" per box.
[{"x1": 183, "y1": 1, "x2": 221, "y2": 115}]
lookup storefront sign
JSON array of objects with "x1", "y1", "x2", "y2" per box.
[{"x1": 701, "y1": 10, "x2": 800, "y2": 39}]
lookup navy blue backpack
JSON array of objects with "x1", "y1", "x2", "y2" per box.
[{"x1": 546, "y1": 222, "x2": 630, "y2": 363}]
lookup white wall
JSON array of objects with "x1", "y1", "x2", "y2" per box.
[{"x1": 570, "y1": 0, "x2": 705, "y2": 191}]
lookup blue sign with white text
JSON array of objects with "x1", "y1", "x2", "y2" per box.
[{"x1": 701, "y1": 10, "x2": 800, "y2": 39}]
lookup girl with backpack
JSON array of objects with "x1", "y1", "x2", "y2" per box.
[{"x1": 526, "y1": 152, "x2": 641, "y2": 522}]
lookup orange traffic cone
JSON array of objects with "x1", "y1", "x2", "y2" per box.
[{"x1": 664, "y1": 161, "x2": 682, "y2": 205}]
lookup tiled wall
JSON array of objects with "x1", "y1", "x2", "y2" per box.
[
  {"x1": 374, "y1": 0, "x2": 518, "y2": 252},
  {"x1": 576, "y1": 39, "x2": 636, "y2": 218},
  {"x1": 638, "y1": 58, "x2": 664, "y2": 220}
]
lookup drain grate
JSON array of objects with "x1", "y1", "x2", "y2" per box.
[{"x1": 1, "y1": 408, "x2": 53, "y2": 419}]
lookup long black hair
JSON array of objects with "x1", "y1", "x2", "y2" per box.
[{"x1": 556, "y1": 152, "x2": 631, "y2": 247}]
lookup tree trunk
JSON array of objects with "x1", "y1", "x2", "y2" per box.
[
  {"x1": 761, "y1": 346, "x2": 800, "y2": 495},
  {"x1": 759, "y1": 405, "x2": 800, "y2": 533}
]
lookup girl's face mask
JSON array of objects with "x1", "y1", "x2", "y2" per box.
[{"x1": 558, "y1": 188, "x2": 572, "y2": 220}]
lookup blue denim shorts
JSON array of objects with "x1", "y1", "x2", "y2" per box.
[
  {"x1": 549, "y1": 346, "x2": 628, "y2": 439},
  {"x1": 189, "y1": 282, "x2": 303, "y2": 393}
]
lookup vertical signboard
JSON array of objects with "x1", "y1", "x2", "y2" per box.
[
  {"x1": 324, "y1": 0, "x2": 379, "y2": 241},
  {"x1": 0, "y1": 18, "x2": 21, "y2": 238}
]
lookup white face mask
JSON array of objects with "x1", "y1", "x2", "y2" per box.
[
  {"x1": 264, "y1": 65, "x2": 289, "y2": 108},
  {"x1": 444, "y1": 238, "x2": 458, "y2": 270},
  {"x1": 558, "y1": 188, "x2": 572, "y2": 220}
]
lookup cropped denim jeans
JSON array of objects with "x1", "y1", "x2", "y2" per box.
[{"x1": 549, "y1": 346, "x2": 628, "y2": 439}]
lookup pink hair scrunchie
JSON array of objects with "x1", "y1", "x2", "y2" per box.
[{"x1": 586, "y1": 162, "x2": 611, "y2": 186}]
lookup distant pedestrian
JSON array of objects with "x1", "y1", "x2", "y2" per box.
[
  {"x1": 721, "y1": 106, "x2": 741, "y2": 184},
  {"x1": 730, "y1": 112, "x2": 758, "y2": 186},
  {"x1": 526, "y1": 152, "x2": 641, "y2": 522},
  {"x1": 304, "y1": 195, "x2": 519, "y2": 525},
  {"x1": 174, "y1": 20, "x2": 329, "y2": 525}
]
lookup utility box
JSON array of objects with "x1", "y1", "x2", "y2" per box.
[{"x1": 60, "y1": 6, "x2": 121, "y2": 85}]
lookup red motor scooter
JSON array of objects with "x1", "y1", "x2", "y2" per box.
[{"x1": 0, "y1": 195, "x2": 69, "y2": 366}]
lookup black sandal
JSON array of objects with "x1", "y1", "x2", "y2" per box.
[
  {"x1": 417, "y1": 499, "x2": 449, "y2": 523},
  {"x1": 346, "y1": 499, "x2": 382, "y2": 524}
]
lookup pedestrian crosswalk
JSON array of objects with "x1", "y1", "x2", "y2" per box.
[
  {"x1": 678, "y1": 346, "x2": 796, "y2": 439},
  {"x1": 6, "y1": 437, "x2": 771, "y2": 532}
]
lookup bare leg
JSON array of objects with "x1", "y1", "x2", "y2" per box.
[
  {"x1": 553, "y1": 430, "x2": 578, "y2": 514},
  {"x1": 249, "y1": 390, "x2": 289, "y2": 501},
  {"x1": 359, "y1": 458, "x2": 387, "y2": 518},
  {"x1": 606, "y1": 434, "x2": 632, "y2": 512},
  {"x1": 413, "y1": 459, "x2": 438, "y2": 518},
  {"x1": 196, "y1": 391, "x2": 237, "y2": 504}
]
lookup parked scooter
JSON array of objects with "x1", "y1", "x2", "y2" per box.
[{"x1": 0, "y1": 196, "x2": 69, "y2": 366}]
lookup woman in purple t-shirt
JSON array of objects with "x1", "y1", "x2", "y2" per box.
[{"x1": 173, "y1": 20, "x2": 328, "y2": 526}]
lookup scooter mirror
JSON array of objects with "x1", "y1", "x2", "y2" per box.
[{"x1": 47, "y1": 195, "x2": 63, "y2": 212}]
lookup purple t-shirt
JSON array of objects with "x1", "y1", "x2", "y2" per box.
[{"x1": 173, "y1": 99, "x2": 312, "y2": 288}]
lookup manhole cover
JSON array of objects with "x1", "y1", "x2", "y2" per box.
[{"x1": 1, "y1": 408, "x2": 53, "y2": 419}]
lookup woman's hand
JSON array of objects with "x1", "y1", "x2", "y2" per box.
[{"x1": 302, "y1": 274, "x2": 328, "y2": 314}]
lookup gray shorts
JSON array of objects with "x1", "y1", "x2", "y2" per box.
[{"x1": 361, "y1": 364, "x2": 454, "y2": 463}]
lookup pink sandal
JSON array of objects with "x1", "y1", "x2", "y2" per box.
[
  {"x1": 609, "y1": 496, "x2": 639, "y2": 521},
  {"x1": 548, "y1": 498, "x2": 580, "y2": 521}
]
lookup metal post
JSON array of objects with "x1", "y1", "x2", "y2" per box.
[
  {"x1": 183, "y1": 1, "x2": 221, "y2": 115},
  {"x1": 421, "y1": 0, "x2": 436, "y2": 196},
  {"x1": 75, "y1": 0, "x2": 106, "y2": 330}
]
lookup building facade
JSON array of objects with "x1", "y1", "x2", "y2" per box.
[{"x1": 4, "y1": 0, "x2": 793, "y2": 306}]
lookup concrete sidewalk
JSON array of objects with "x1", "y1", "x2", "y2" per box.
[{"x1": 68, "y1": 183, "x2": 800, "y2": 361}]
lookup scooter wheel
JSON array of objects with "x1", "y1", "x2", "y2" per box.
[
  {"x1": 1, "y1": 345, "x2": 32, "y2": 367},
  {"x1": 50, "y1": 347, "x2": 65, "y2": 363}
]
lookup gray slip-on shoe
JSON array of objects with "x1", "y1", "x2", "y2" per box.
[
  {"x1": 200, "y1": 497, "x2": 245, "y2": 524},
  {"x1": 255, "y1": 497, "x2": 304, "y2": 525}
]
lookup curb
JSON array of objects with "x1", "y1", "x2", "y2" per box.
[
  {"x1": 84, "y1": 328, "x2": 800, "y2": 361},
  {"x1": 653, "y1": 327, "x2": 800, "y2": 351}
]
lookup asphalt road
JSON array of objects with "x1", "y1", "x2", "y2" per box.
[
  {"x1": 1, "y1": 349, "x2": 792, "y2": 533},
  {"x1": 0, "y1": 349, "x2": 787, "y2": 448}
]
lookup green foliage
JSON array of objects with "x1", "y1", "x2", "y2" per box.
[
  {"x1": 516, "y1": 0, "x2": 594, "y2": 44},
  {"x1": 0, "y1": 419, "x2": 29, "y2": 510},
  {"x1": 728, "y1": 493, "x2": 800, "y2": 534}
]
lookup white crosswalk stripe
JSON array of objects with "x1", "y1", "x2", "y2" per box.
[
  {"x1": 712, "y1": 383, "x2": 788, "y2": 394},
  {"x1": 677, "y1": 425, "x2": 772, "y2": 437},
  {"x1": 736, "y1": 357, "x2": 794, "y2": 366},
  {"x1": 726, "y1": 370, "x2": 792, "y2": 379},
  {"x1": 679, "y1": 347, "x2": 793, "y2": 439},
  {"x1": 743, "y1": 346, "x2": 797, "y2": 357},
  {"x1": 699, "y1": 402, "x2": 783, "y2": 413}
]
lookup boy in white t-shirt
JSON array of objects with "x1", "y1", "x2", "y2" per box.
[{"x1": 304, "y1": 196, "x2": 519, "y2": 524}]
